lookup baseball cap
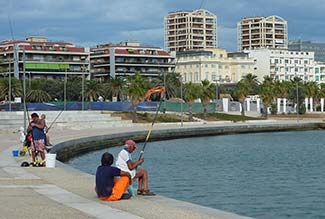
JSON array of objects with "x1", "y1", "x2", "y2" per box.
[{"x1": 125, "y1": 139, "x2": 136, "y2": 148}]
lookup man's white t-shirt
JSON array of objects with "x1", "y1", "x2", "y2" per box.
[{"x1": 116, "y1": 148, "x2": 136, "y2": 178}]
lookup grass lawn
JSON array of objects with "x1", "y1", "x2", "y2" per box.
[
  {"x1": 194, "y1": 113, "x2": 263, "y2": 122},
  {"x1": 112, "y1": 111, "x2": 263, "y2": 123}
]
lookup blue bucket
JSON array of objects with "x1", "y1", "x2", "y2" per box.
[{"x1": 12, "y1": 150, "x2": 19, "y2": 157}]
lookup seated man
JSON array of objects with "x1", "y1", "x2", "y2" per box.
[
  {"x1": 95, "y1": 152, "x2": 131, "y2": 201},
  {"x1": 116, "y1": 139, "x2": 155, "y2": 196}
]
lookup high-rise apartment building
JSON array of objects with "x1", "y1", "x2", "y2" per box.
[
  {"x1": 289, "y1": 40, "x2": 325, "y2": 62},
  {"x1": 0, "y1": 36, "x2": 90, "y2": 80},
  {"x1": 164, "y1": 9, "x2": 217, "y2": 52},
  {"x1": 237, "y1": 16, "x2": 288, "y2": 52},
  {"x1": 90, "y1": 41, "x2": 175, "y2": 79}
]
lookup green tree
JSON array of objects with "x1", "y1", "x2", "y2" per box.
[
  {"x1": 234, "y1": 80, "x2": 250, "y2": 116},
  {"x1": 303, "y1": 81, "x2": 319, "y2": 111},
  {"x1": 199, "y1": 79, "x2": 214, "y2": 118},
  {"x1": 154, "y1": 72, "x2": 182, "y2": 99},
  {"x1": 288, "y1": 77, "x2": 305, "y2": 114},
  {"x1": 242, "y1": 73, "x2": 260, "y2": 94},
  {"x1": 26, "y1": 89, "x2": 51, "y2": 102},
  {"x1": 85, "y1": 80, "x2": 102, "y2": 101},
  {"x1": 66, "y1": 75, "x2": 82, "y2": 101},
  {"x1": 26, "y1": 79, "x2": 51, "y2": 102},
  {"x1": 105, "y1": 77, "x2": 126, "y2": 101},
  {"x1": 259, "y1": 76, "x2": 275, "y2": 118},
  {"x1": 184, "y1": 82, "x2": 200, "y2": 121},
  {"x1": 126, "y1": 72, "x2": 149, "y2": 122},
  {"x1": 0, "y1": 77, "x2": 22, "y2": 101}
]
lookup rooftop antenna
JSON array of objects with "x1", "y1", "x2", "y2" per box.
[{"x1": 199, "y1": 0, "x2": 205, "y2": 9}]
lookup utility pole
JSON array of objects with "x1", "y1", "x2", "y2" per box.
[
  {"x1": 8, "y1": 53, "x2": 11, "y2": 111},
  {"x1": 180, "y1": 76, "x2": 183, "y2": 127},
  {"x1": 23, "y1": 47, "x2": 26, "y2": 133},
  {"x1": 296, "y1": 82, "x2": 299, "y2": 123},
  {"x1": 64, "y1": 70, "x2": 67, "y2": 111}
]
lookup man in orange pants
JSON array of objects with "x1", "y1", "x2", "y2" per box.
[{"x1": 95, "y1": 152, "x2": 131, "y2": 201}]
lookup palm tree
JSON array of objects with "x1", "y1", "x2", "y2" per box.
[
  {"x1": 154, "y1": 72, "x2": 182, "y2": 99},
  {"x1": 288, "y1": 77, "x2": 305, "y2": 114},
  {"x1": 26, "y1": 89, "x2": 51, "y2": 102},
  {"x1": 242, "y1": 73, "x2": 260, "y2": 94},
  {"x1": 106, "y1": 77, "x2": 126, "y2": 101},
  {"x1": 0, "y1": 78, "x2": 22, "y2": 101},
  {"x1": 199, "y1": 80, "x2": 215, "y2": 118},
  {"x1": 126, "y1": 72, "x2": 149, "y2": 122},
  {"x1": 303, "y1": 81, "x2": 319, "y2": 111},
  {"x1": 26, "y1": 79, "x2": 51, "y2": 102},
  {"x1": 234, "y1": 80, "x2": 250, "y2": 116},
  {"x1": 85, "y1": 80, "x2": 102, "y2": 101},
  {"x1": 184, "y1": 82, "x2": 200, "y2": 121},
  {"x1": 259, "y1": 76, "x2": 275, "y2": 118}
]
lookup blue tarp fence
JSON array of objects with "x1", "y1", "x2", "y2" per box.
[{"x1": 0, "y1": 101, "x2": 160, "y2": 112}]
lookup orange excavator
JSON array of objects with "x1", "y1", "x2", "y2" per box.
[{"x1": 143, "y1": 86, "x2": 165, "y2": 102}]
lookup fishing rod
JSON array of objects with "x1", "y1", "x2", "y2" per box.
[
  {"x1": 47, "y1": 108, "x2": 64, "y2": 131},
  {"x1": 138, "y1": 96, "x2": 164, "y2": 160},
  {"x1": 137, "y1": 56, "x2": 182, "y2": 160}
]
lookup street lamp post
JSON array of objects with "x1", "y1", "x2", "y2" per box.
[
  {"x1": 296, "y1": 82, "x2": 299, "y2": 123},
  {"x1": 214, "y1": 80, "x2": 220, "y2": 112},
  {"x1": 80, "y1": 56, "x2": 86, "y2": 111},
  {"x1": 23, "y1": 47, "x2": 26, "y2": 133},
  {"x1": 180, "y1": 76, "x2": 183, "y2": 127},
  {"x1": 64, "y1": 70, "x2": 67, "y2": 111}
]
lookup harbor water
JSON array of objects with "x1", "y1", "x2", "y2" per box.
[{"x1": 68, "y1": 130, "x2": 325, "y2": 219}]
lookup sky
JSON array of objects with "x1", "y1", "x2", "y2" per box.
[{"x1": 0, "y1": 0, "x2": 324, "y2": 52}]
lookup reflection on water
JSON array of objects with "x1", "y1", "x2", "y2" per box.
[{"x1": 68, "y1": 130, "x2": 325, "y2": 219}]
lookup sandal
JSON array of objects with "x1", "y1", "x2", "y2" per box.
[
  {"x1": 137, "y1": 189, "x2": 144, "y2": 195},
  {"x1": 141, "y1": 190, "x2": 156, "y2": 196}
]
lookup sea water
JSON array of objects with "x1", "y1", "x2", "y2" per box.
[{"x1": 68, "y1": 130, "x2": 325, "y2": 219}]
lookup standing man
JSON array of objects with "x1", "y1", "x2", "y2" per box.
[
  {"x1": 116, "y1": 139, "x2": 155, "y2": 196},
  {"x1": 27, "y1": 113, "x2": 46, "y2": 166},
  {"x1": 95, "y1": 152, "x2": 131, "y2": 201}
]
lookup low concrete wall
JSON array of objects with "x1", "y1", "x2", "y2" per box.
[{"x1": 51, "y1": 122, "x2": 323, "y2": 162}]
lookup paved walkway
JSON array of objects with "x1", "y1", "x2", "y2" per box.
[{"x1": 2, "y1": 119, "x2": 319, "y2": 219}]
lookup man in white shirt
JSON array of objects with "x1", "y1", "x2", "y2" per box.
[{"x1": 116, "y1": 139, "x2": 155, "y2": 196}]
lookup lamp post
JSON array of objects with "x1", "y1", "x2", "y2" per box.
[
  {"x1": 64, "y1": 70, "x2": 67, "y2": 111},
  {"x1": 80, "y1": 56, "x2": 86, "y2": 111},
  {"x1": 23, "y1": 47, "x2": 26, "y2": 133},
  {"x1": 180, "y1": 75, "x2": 183, "y2": 127},
  {"x1": 296, "y1": 82, "x2": 299, "y2": 123},
  {"x1": 214, "y1": 80, "x2": 220, "y2": 112},
  {"x1": 3, "y1": 52, "x2": 12, "y2": 111}
]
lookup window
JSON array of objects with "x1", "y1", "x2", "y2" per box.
[
  {"x1": 205, "y1": 72, "x2": 209, "y2": 80},
  {"x1": 194, "y1": 72, "x2": 199, "y2": 81}
]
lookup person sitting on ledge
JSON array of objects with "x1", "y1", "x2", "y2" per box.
[
  {"x1": 95, "y1": 152, "x2": 132, "y2": 201},
  {"x1": 116, "y1": 139, "x2": 155, "y2": 196}
]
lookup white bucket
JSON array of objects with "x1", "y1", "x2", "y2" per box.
[{"x1": 45, "y1": 153, "x2": 57, "y2": 168}]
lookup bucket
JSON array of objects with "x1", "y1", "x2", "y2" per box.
[
  {"x1": 45, "y1": 153, "x2": 57, "y2": 168},
  {"x1": 12, "y1": 150, "x2": 19, "y2": 157}
]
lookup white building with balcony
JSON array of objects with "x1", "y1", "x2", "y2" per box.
[{"x1": 246, "y1": 48, "x2": 315, "y2": 82}]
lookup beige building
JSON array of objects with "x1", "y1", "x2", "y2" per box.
[
  {"x1": 237, "y1": 16, "x2": 288, "y2": 52},
  {"x1": 175, "y1": 48, "x2": 256, "y2": 83},
  {"x1": 164, "y1": 9, "x2": 217, "y2": 52}
]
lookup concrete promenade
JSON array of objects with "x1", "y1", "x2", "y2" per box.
[{"x1": 1, "y1": 119, "x2": 321, "y2": 219}]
